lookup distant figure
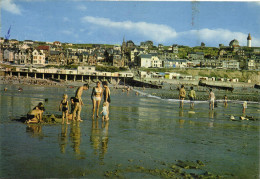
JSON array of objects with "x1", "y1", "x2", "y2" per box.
[
  {"x1": 91, "y1": 81, "x2": 103, "y2": 118},
  {"x1": 26, "y1": 106, "x2": 45, "y2": 124},
  {"x1": 100, "y1": 102, "x2": 109, "y2": 122},
  {"x1": 224, "y1": 95, "x2": 228, "y2": 107},
  {"x1": 73, "y1": 84, "x2": 89, "y2": 122},
  {"x1": 59, "y1": 94, "x2": 70, "y2": 125},
  {"x1": 18, "y1": 87, "x2": 23, "y2": 92},
  {"x1": 243, "y1": 101, "x2": 247, "y2": 113},
  {"x1": 179, "y1": 85, "x2": 186, "y2": 108},
  {"x1": 209, "y1": 89, "x2": 215, "y2": 110},
  {"x1": 135, "y1": 92, "x2": 139, "y2": 96},
  {"x1": 188, "y1": 86, "x2": 196, "y2": 108},
  {"x1": 4, "y1": 87, "x2": 7, "y2": 91},
  {"x1": 102, "y1": 81, "x2": 111, "y2": 118}
]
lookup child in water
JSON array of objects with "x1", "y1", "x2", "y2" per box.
[
  {"x1": 59, "y1": 94, "x2": 70, "y2": 124},
  {"x1": 100, "y1": 102, "x2": 108, "y2": 122}
]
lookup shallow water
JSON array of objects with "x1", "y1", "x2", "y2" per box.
[{"x1": 0, "y1": 84, "x2": 259, "y2": 178}]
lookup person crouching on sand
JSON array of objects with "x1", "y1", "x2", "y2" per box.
[
  {"x1": 26, "y1": 106, "x2": 45, "y2": 124},
  {"x1": 59, "y1": 94, "x2": 70, "y2": 125}
]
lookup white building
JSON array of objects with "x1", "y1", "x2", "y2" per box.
[
  {"x1": 138, "y1": 54, "x2": 152, "y2": 68},
  {"x1": 247, "y1": 33, "x2": 252, "y2": 48},
  {"x1": 32, "y1": 49, "x2": 45, "y2": 65}
]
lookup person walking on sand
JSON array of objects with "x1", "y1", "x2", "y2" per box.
[
  {"x1": 179, "y1": 85, "x2": 186, "y2": 108},
  {"x1": 209, "y1": 89, "x2": 215, "y2": 110},
  {"x1": 91, "y1": 81, "x2": 103, "y2": 118},
  {"x1": 72, "y1": 84, "x2": 89, "y2": 122},
  {"x1": 59, "y1": 94, "x2": 70, "y2": 124},
  {"x1": 188, "y1": 86, "x2": 196, "y2": 109},
  {"x1": 102, "y1": 81, "x2": 111, "y2": 118}
]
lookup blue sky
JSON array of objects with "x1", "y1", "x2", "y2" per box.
[{"x1": 1, "y1": 0, "x2": 260, "y2": 47}]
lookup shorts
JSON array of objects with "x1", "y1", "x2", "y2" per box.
[
  {"x1": 27, "y1": 114, "x2": 35, "y2": 120},
  {"x1": 62, "y1": 107, "x2": 68, "y2": 112},
  {"x1": 93, "y1": 96, "x2": 101, "y2": 101},
  {"x1": 74, "y1": 98, "x2": 79, "y2": 103},
  {"x1": 210, "y1": 98, "x2": 214, "y2": 103},
  {"x1": 189, "y1": 97, "x2": 194, "y2": 101},
  {"x1": 102, "y1": 112, "x2": 107, "y2": 116}
]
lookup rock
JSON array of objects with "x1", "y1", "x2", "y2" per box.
[{"x1": 230, "y1": 116, "x2": 235, "y2": 120}]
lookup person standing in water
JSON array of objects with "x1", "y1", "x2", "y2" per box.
[
  {"x1": 179, "y1": 85, "x2": 186, "y2": 108},
  {"x1": 209, "y1": 89, "x2": 215, "y2": 110},
  {"x1": 224, "y1": 95, "x2": 228, "y2": 107},
  {"x1": 102, "y1": 81, "x2": 111, "y2": 118},
  {"x1": 242, "y1": 101, "x2": 247, "y2": 113},
  {"x1": 59, "y1": 94, "x2": 70, "y2": 124},
  {"x1": 72, "y1": 84, "x2": 89, "y2": 122},
  {"x1": 91, "y1": 81, "x2": 103, "y2": 118},
  {"x1": 188, "y1": 86, "x2": 196, "y2": 109}
]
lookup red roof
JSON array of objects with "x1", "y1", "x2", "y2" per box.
[{"x1": 37, "y1": 45, "x2": 50, "y2": 51}]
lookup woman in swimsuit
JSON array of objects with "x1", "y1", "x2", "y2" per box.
[
  {"x1": 91, "y1": 81, "x2": 103, "y2": 118},
  {"x1": 59, "y1": 94, "x2": 70, "y2": 124}
]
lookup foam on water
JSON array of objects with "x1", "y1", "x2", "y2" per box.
[{"x1": 133, "y1": 89, "x2": 260, "y2": 104}]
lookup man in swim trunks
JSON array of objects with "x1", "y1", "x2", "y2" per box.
[
  {"x1": 188, "y1": 86, "x2": 196, "y2": 109},
  {"x1": 72, "y1": 83, "x2": 89, "y2": 122},
  {"x1": 179, "y1": 85, "x2": 186, "y2": 108}
]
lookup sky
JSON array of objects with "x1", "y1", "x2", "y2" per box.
[{"x1": 1, "y1": 0, "x2": 260, "y2": 47}]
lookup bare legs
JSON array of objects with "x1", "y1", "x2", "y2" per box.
[{"x1": 92, "y1": 100, "x2": 101, "y2": 117}]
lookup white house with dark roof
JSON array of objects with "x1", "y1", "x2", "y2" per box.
[
  {"x1": 32, "y1": 49, "x2": 45, "y2": 65},
  {"x1": 138, "y1": 54, "x2": 152, "y2": 68}
]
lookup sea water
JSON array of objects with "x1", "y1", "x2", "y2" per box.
[{"x1": 0, "y1": 84, "x2": 259, "y2": 178}]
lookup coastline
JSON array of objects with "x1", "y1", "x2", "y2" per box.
[{"x1": 1, "y1": 75, "x2": 259, "y2": 102}]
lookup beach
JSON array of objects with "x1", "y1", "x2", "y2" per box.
[{"x1": 0, "y1": 81, "x2": 259, "y2": 178}]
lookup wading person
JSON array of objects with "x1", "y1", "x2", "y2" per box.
[
  {"x1": 209, "y1": 89, "x2": 215, "y2": 110},
  {"x1": 59, "y1": 94, "x2": 70, "y2": 124},
  {"x1": 224, "y1": 95, "x2": 228, "y2": 107},
  {"x1": 242, "y1": 101, "x2": 247, "y2": 113},
  {"x1": 179, "y1": 85, "x2": 186, "y2": 108},
  {"x1": 188, "y1": 86, "x2": 196, "y2": 109},
  {"x1": 72, "y1": 84, "x2": 89, "y2": 122},
  {"x1": 102, "y1": 81, "x2": 111, "y2": 119},
  {"x1": 91, "y1": 81, "x2": 103, "y2": 118}
]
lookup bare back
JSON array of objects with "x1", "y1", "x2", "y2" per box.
[{"x1": 75, "y1": 86, "x2": 83, "y2": 99}]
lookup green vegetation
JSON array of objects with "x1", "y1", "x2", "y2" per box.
[{"x1": 96, "y1": 65, "x2": 128, "y2": 72}]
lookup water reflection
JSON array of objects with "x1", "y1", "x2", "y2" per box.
[
  {"x1": 26, "y1": 124, "x2": 43, "y2": 139},
  {"x1": 59, "y1": 125, "x2": 68, "y2": 154},
  {"x1": 70, "y1": 122, "x2": 81, "y2": 154},
  {"x1": 90, "y1": 119, "x2": 109, "y2": 162}
]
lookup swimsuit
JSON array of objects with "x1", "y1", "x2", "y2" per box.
[
  {"x1": 92, "y1": 87, "x2": 102, "y2": 101},
  {"x1": 102, "y1": 106, "x2": 108, "y2": 116},
  {"x1": 103, "y1": 87, "x2": 111, "y2": 103},
  {"x1": 61, "y1": 100, "x2": 68, "y2": 112}
]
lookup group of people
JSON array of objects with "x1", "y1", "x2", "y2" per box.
[
  {"x1": 178, "y1": 85, "x2": 248, "y2": 112},
  {"x1": 26, "y1": 81, "x2": 111, "y2": 124},
  {"x1": 179, "y1": 85, "x2": 218, "y2": 109},
  {"x1": 60, "y1": 81, "x2": 111, "y2": 124}
]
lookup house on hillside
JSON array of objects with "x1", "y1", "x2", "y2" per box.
[
  {"x1": 137, "y1": 54, "x2": 152, "y2": 68},
  {"x1": 32, "y1": 49, "x2": 45, "y2": 65}
]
